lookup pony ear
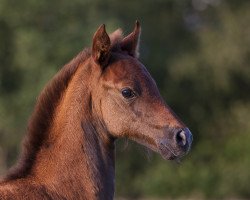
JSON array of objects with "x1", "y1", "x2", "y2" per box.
[
  {"x1": 120, "y1": 21, "x2": 141, "y2": 58},
  {"x1": 92, "y1": 24, "x2": 111, "y2": 67}
]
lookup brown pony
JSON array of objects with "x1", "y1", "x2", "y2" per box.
[{"x1": 0, "y1": 21, "x2": 192, "y2": 200}]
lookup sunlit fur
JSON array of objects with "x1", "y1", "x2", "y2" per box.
[{"x1": 0, "y1": 22, "x2": 191, "y2": 199}]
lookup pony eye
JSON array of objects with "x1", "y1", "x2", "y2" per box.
[{"x1": 121, "y1": 88, "x2": 136, "y2": 99}]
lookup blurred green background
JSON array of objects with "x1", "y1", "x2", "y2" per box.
[{"x1": 0, "y1": 0, "x2": 250, "y2": 199}]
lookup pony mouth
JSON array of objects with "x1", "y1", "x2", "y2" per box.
[
  {"x1": 130, "y1": 136, "x2": 187, "y2": 161},
  {"x1": 158, "y1": 142, "x2": 186, "y2": 160}
]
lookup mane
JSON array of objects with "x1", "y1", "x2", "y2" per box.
[
  {"x1": 4, "y1": 30, "x2": 125, "y2": 181},
  {"x1": 5, "y1": 49, "x2": 91, "y2": 181},
  {"x1": 109, "y1": 28, "x2": 123, "y2": 48}
]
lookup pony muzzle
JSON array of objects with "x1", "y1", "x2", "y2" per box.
[{"x1": 158, "y1": 127, "x2": 193, "y2": 160}]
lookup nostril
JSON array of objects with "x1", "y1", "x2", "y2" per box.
[{"x1": 176, "y1": 130, "x2": 186, "y2": 147}]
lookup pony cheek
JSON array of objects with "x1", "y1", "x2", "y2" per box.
[{"x1": 100, "y1": 100, "x2": 128, "y2": 138}]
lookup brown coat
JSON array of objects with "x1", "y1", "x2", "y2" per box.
[{"x1": 0, "y1": 22, "x2": 192, "y2": 200}]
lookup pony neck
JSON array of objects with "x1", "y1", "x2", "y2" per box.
[
  {"x1": 33, "y1": 59, "x2": 115, "y2": 199},
  {"x1": 5, "y1": 54, "x2": 116, "y2": 199}
]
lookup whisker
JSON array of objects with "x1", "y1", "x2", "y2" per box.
[
  {"x1": 174, "y1": 158, "x2": 181, "y2": 164},
  {"x1": 163, "y1": 143, "x2": 178, "y2": 157},
  {"x1": 145, "y1": 148, "x2": 153, "y2": 161},
  {"x1": 122, "y1": 138, "x2": 129, "y2": 151}
]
